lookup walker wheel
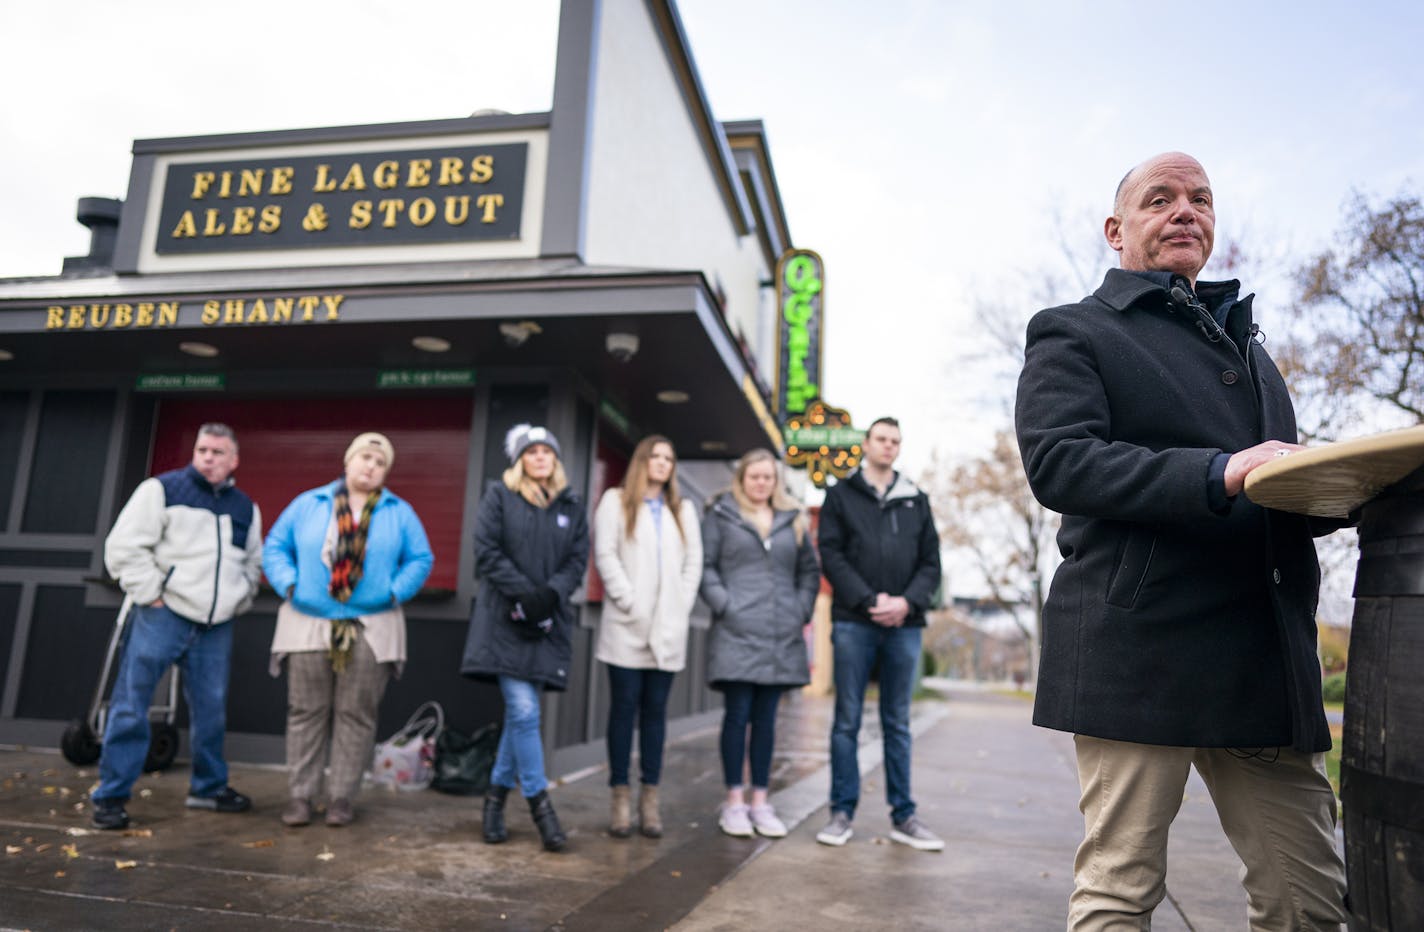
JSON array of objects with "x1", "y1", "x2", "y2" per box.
[
  {"x1": 60, "y1": 719, "x2": 102, "y2": 766},
  {"x1": 144, "y1": 722, "x2": 180, "y2": 772}
]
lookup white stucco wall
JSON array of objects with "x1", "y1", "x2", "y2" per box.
[{"x1": 581, "y1": 0, "x2": 767, "y2": 350}]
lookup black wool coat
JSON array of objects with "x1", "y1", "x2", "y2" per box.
[
  {"x1": 1015, "y1": 268, "x2": 1333, "y2": 753},
  {"x1": 460, "y1": 482, "x2": 590, "y2": 692}
]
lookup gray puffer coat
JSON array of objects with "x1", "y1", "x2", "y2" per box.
[{"x1": 699, "y1": 494, "x2": 820, "y2": 688}]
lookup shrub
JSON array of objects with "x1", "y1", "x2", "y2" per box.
[{"x1": 1321, "y1": 671, "x2": 1347, "y2": 704}]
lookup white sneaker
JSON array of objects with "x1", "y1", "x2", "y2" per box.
[
  {"x1": 890, "y1": 815, "x2": 944, "y2": 851},
  {"x1": 718, "y1": 803, "x2": 753, "y2": 837},
  {"x1": 748, "y1": 804, "x2": 787, "y2": 838},
  {"x1": 815, "y1": 811, "x2": 853, "y2": 846}
]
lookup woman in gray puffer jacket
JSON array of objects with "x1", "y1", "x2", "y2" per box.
[{"x1": 700, "y1": 449, "x2": 820, "y2": 839}]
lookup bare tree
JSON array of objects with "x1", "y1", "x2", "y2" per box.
[
  {"x1": 921, "y1": 431, "x2": 1059, "y2": 680},
  {"x1": 1283, "y1": 189, "x2": 1424, "y2": 441}
]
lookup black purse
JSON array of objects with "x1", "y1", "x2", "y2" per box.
[{"x1": 430, "y1": 722, "x2": 502, "y2": 795}]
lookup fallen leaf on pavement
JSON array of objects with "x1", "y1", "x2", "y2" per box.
[
  {"x1": 64, "y1": 828, "x2": 94, "y2": 837},
  {"x1": 5, "y1": 845, "x2": 22, "y2": 855},
  {"x1": 35, "y1": 843, "x2": 52, "y2": 852},
  {"x1": 61, "y1": 844, "x2": 79, "y2": 859},
  {"x1": 138, "y1": 789, "x2": 153, "y2": 799},
  {"x1": 41, "y1": 768, "x2": 58, "y2": 777},
  {"x1": 41, "y1": 786, "x2": 57, "y2": 796},
  {"x1": 114, "y1": 859, "x2": 137, "y2": 870},
  {"x1": 121, "y1": 829, "x2": 153, "y2": 838},
  {"x1": 669, "y1": 870, "x2": 681, "y2": 878},
  {"x1": 242, "y1": 839, "x2": 275, "y2": 848},
  {"x1": 54, "y1": 870, "x2": 66, "y2": 878},
  {"x1": 316, "y1": 846, "x2": 335, "y2": 862}
]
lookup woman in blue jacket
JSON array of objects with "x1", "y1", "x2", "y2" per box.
[{"x1": 263, "y1": 432, "x2": 433, "y2": 829}]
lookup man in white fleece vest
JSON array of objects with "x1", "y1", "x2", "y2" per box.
[{"x1": 90, "y1": 423, "x2": 263, "y2": 830}]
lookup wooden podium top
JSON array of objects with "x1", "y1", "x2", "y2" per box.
[{"x1": 1243, "y1": 425, "x2": 1424, "y2": 517}]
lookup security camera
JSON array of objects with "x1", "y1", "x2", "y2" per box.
[
  {"x1": 499, "y1": 320, "x2": 542, "y2": 348},
  {"x1": 605, "y1": 332, "x2": 639, "y2": 362}
]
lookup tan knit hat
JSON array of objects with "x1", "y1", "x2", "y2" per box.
[{"x1": 344, "y1": 432, "x2": 395, "y2": 469}]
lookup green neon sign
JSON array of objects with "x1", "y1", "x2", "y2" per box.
[{"x1": 776, "y1": 249, "x2": 824, "y2": 416}]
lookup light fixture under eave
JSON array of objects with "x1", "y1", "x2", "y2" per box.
[
  {"x1": 656, "y1": 390, "x2": 690, "y2": 404},
  {"x1": 412, "y1": 336, "x2": 451, "y2": 353},
  {"x1": 700, "y1": 440, "x2": 727, "y2": 453},
  {"x1": 0, "y1": 349, "x2": 13, "y2": 361},
  {"x1": 179, "y1": 341, "x2": 219, "y2": 358}
]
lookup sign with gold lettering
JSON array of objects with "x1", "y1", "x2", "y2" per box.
[
  {"x1": 156, "y1": 144, "x2": 527, "y2": 254},
  {"x1": 774, "y1": 248, "x2": 824, "y2": 418},
  {"x1": 136, "y1": 373, "x2": 226, "y2": 392}
]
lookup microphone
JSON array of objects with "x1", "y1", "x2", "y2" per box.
[{"x1": 1168, "y1": 277, "x2": 1226, "y2": 343}]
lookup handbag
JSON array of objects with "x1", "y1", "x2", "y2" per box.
[
  {"x1": 430, "y1": 721, "x2": 502, "y2": 795},
  {"x1": 369, "y1": 700, "x2": 443, "y2": 791}
]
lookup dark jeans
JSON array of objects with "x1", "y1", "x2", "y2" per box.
[
  {"x1": 719, "y1": 682, "x2": 784, "y2": 789},
  {"x1": 829, "y1": 620, "x2": 922, "y2": 823},
  {"x1": 605, "y1": 665, "x2": 675, "y2": 786},
  {"x1": 96, "y1": 604, "x2": 233, "y2": 802}
]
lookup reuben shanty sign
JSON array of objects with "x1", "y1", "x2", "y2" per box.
[{"x1": 156, "y1": 143, "x2": 527, "y2": 254}]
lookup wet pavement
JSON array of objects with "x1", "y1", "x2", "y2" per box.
[{"x1": 0, "y1": 684, "x2": 1327, "y2": 930}]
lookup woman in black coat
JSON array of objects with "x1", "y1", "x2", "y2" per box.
[
  {"x1": 460, "y1": 424, "x2": 589, "y2": 852},
  {"x1": 699, "y1": 449, "x2": 819, "y2": 839}
]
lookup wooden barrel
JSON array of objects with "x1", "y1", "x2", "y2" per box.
[{"x1": 1342, "y1": 462, "x2": 1424, "y2": 931}]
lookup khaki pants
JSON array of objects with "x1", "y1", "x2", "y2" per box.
[
  {"x1": 285, "y1": 635, "x2": 391, "y2": 802},
  {"x1": 1070, "y1": 735, "x2": 1348, "y2": 932}
]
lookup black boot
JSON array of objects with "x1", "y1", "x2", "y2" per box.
[
  {"x1": 527, "y1": 789, "x2": 567, "y2": 852},
  {"x1": 482, "y1": 785, "x2": 509, "y2": 844}
]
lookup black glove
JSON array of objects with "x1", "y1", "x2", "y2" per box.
[{"x1": 510, "y1": 587, "x2": 558, "y2": 639}]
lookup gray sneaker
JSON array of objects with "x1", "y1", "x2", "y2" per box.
[
  {"x1": 890, "y1": 815, "x2": 944, "y2": 851},
  {"x1": 815, "y1": 811, "x2": 853, "y2": 846}
]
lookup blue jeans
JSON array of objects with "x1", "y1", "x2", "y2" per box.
[
  {"x1": 605, "y1": 665, "x2": 675, "y2": 786},
  {"x1": 490, "y1": 676, "x2": 548, "y2": 797},
  {"x1": 95, "y1": 604, "x2": 234, "y2": 802},
  {"x1": 829, "y1": 620, "x2": 922, "y2": 823},
  {"x1": 719, "y1": 682, "x2": 783, "y2": 789}
]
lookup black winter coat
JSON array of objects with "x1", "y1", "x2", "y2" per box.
[
  {"x1": 700, "y1": 494, "x2": 820, "y2": 688},
  {"x1": 817, "y1": 470, "x2": 940, "y2": 626},
  {"x1": 1015, "y1": 269, "x2": 1332, "y2": 753},
  {"x1": 460, "y1": 482, "x2": 590, "y2": 692}
]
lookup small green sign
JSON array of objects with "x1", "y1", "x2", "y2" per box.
[
  {"x1": 784, "y1": 424, "x2": 864, "y2": 448},
  {"x1": 376, "y1": 368, "x2": 476, "y2": 389},
  {"x1": 135, "y1": 373, "x2": 226, "y2": 392},
  {"x1": 599, "y1": 398, "x2": 635, "y2": 439}
]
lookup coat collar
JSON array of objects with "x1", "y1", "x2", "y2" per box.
[
  {"x1": 1093, "y1": 267, "x2": 1246, "y2": 314},
  {"x1": 711, "y1": 493, "x2": 799, "y2": 535}
]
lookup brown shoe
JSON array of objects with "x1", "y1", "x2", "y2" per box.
[
  {"x1": 325, "y1": 797, "x2": 355, "y2": 827},
  {"x1": 638, "y1": 784, "x2": 662, "y2": 838},
  {"x1": 281, "y1": 798, "x2": 311, "y2": 827},
  {"x1": 610, "y1": 785, "x2": 632, "y2": 838}
]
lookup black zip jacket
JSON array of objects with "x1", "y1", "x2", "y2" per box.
[{"x1": 817, "y1": 470, "x2": 941, "y2": 626}]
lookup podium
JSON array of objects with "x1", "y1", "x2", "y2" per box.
[{"x1": 1245, "y1": 425, "x2": 1424, "y2": 932}]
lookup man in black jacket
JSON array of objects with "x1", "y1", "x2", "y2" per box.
[
  {"x1": 1015, "y1": 152, "x2": 1348, "y2": 929},
  {"x1": 814, "y1": 417, "x2": 943, "y2": 851}
]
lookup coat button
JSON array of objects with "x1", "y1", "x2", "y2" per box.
[
  {"x1": 1272, "y1": 569, "x2": 1281, "y2": 584},
  {"x1": 1221, "y1": 370, "x2": 1239, "y2": 385}
]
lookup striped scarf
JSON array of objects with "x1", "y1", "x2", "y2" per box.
[{"x1": 329, "y1": 483, "x2": 380, "y2": 673}]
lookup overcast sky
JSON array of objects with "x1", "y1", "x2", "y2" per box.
[{"x1": 3, "y1": 0, "x2": 1422, "y2": 475}]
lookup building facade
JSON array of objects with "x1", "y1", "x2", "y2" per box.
[{"x1": 0, "y1": 0, "x2": 794, "y2": 775}]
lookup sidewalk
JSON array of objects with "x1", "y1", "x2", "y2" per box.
[{"x1": 0, "y1": 686, "x2": 1277, "y2": 930}]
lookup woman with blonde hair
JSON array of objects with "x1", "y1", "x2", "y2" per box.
[
  {"x1": 700, "y1": 448, "x2": 819, "y2": 838},
  {"x1": 461, "y1": 424, "x2": 589, "y2": 852},
  {"x1": 593, "y1": 434, "x2": 702, "y2": 838}
]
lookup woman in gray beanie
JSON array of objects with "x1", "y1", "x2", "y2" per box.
[{"x1": 461, "y1": 424, "x2": 589, "y2": 852}]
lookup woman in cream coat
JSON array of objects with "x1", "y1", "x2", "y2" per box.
[{"x1": 594, "y1": 435, "x2": 701, "y2": 839}]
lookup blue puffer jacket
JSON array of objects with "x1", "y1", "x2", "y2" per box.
[{"x1": 262, "y1": 479, "x2": 433, "y2": 619}]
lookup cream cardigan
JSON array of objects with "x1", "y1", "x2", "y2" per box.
[{"x1": 592, "y1": 488, "x2": 702, "y2": 671}]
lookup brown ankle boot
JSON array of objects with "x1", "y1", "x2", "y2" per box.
[
  {"x1": 610, "y1": 785, "x2": 632, "y2": 838},
  {"x1": 638, "y1": 783, "x2": 662, "y2": 838}
]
